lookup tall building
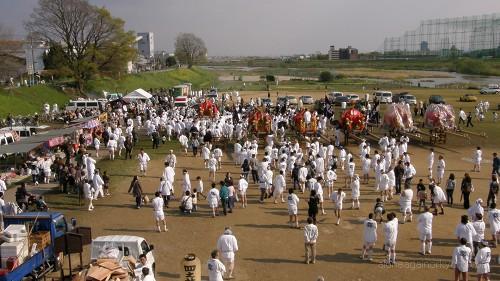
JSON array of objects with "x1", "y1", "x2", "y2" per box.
[
  {"x1": 329, "y1": 45, "x2": 358, "y2": 60},
  {"x1": 339, "y1": 46, "x2": 359, "y2": 60},
  {"x1": 137, "y1": 32, "x2": 154, "y2": 58},
  {"x1": 328, "y1": 45, "x2": 339, "y2": 60}
]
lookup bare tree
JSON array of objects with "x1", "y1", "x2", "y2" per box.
[
  {"x1": 25, "y1": 0, "x2": 135, "y2": 90},
  {"x1": 174, "y1": 33, "x2": 207, "y2": 68}
]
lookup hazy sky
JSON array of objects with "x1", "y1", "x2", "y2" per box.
[{"x1": 1, "y1": 0, "x2": 500, "y2": 56}]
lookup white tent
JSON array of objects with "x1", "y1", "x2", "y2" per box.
[{"x1": 123, "y1": 88, "x2": 152, "y2": 100}]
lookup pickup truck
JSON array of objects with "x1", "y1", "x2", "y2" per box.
[{"x1": 0, "y1": 212, "x2": 71, "y2": 281}]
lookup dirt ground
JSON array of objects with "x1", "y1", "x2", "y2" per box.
[{"x1": 15, "y1": 91, "x2": 499, "y2": 281}]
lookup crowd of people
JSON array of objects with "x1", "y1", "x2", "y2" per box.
[{"x1": 3, "y1": 89, "x2": 498, "y2": 281}]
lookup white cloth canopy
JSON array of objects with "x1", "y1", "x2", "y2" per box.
[{"x1": 123, "y1": 88, "x2": 152, "y2": 100}]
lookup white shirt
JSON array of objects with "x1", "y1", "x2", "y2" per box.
[
  {"x1": 400, "y1": 189, "x2": 413, "y2": 206},
  {"x1": 347, "y1": 162, "x2": 355, "y2": 175},
  {"x1": 273, "y1": 174, "x2": 286, "y2": 191},
  {"x1": 217, "y1": 234, "x2": 239, "y2": 253},
  {"x1": 207, "y1": 188, "x2": 220, "y2": 204},
  {"x1": 455, "y1": 223, "x2": 477, "y2": 245},
  {"x1": 436, "y1": 159, "x2": 445, "y2": 171},
  {"x1": 207, "y1": 258, "x2": 225, "y2": 281},
  {"x1": 152, "y1": 197, "x2": 164, "y2": 212},
  {"x1": 451, "y1": 245, "x2": 472, "y2": 272},
  {"x1": 472, "y1": 220, "x2": 485, "y2": 242},
  {"x1": 158, "y1": 180, "x2": 171, "y2": 196},
  {"x1": 488, "y1": 208, "x2": 500, "y2": 232},
  {"x1": 304, "y1": 223, "x2": 318, "y2": 243},
  {"x1": 384, "y1": 218, "x2": 399, "y2": 244},
  {"x1": 287, "y1": 193, "x2": 300, "y2": 209},
  {"x1": 363, "y1": 219, "x2": 378, "y2": 243},
  {"x1": 475, "y1": 247, "x2": 491, "y2": 268},
  {"x1": 418, "y1": 212, "x2": 433, "y2": 234},
  {"x1": 330, "y1": 191, "x2": 346, "y2": 207},
  {"x1": 428, "y1": 152, "x2": 434, "y2": 168},
  {"x1": 138, "y1": 152, "x2": 150, "y2": 164},
  {"x1": 238, "y1": 179, "x2": 248, "y2": 193},
  {"x1": 163, "y1": 167, "x2": 175, "y2": 184}
]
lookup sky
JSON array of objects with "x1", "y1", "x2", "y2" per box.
[{"x1": 1, "y1": 0, "x2": 500, "y2": 56}]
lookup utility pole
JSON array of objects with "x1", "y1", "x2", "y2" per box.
[{"x1": 30, "y1": 32, "x2": 36, "y2": 86}]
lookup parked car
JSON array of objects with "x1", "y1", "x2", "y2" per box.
[
  {"x1": 262, "y1": 98, "x2": 273, "y2": 107},
  {"x1": 459, "y1": 94, "x2": 478, "y2": 102},
  {"x1": 429, "y1": 95, "x2": 445, "y2": 104},
  {"x1": 374, "y1": 91, "x2": 393, "y2": 103},
  {"x1": 334, "y1": 95, "x2": 352, "y2": 106},
  {"x1": 300, "y1": 95, "x2": 314, "y2": 105},
  {"x1": 286, "y1": 96, "x2": 298, "y2": 105},
  {"x1": 479, "y1": 84, "x2": 500, "y2": 95},
  {"x1": 399, "y1": 94, "x2": 417, "y2": 105},
  {"x1": 65, "y1": 99, "x2": 105, "y2": 111},
  {"x1": 328, "y1": 91, "x2": 343, "y2": 102},
  {"x1": 347, "y1": 94, "x2": 360, "y2": 103}
]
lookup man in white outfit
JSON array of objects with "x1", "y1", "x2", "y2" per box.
[
  {"x1": 287, "y1": 188, "x2": 300, "y2": 228},
  {"x1": 361, "y1": 213, "x2": 377, "y2": 261},
  {"x1": 383, "y1": 212, "x2": 399, "y2": 265},
  {"x1": 304, "y1": 217, "x2": 318, "y2": 264},
  {"x1": 427, "y1": 148, "x2": 434, "y2": 179},
  {"x1": 86, "y1": 154, "x2": 96, "y2": 181},
  {"x1": 488, "y1": 202, "x2": 500, "y2": 247},
  {"x1": 92, "y1": 170, "x2": 105, "y2": 200},
  {"x1": 216, "y1": 227, "x2": 238, "y2": 279},
  {"x1": 475, "y1": 240, "x2": 491, "y2": 281},
  {"x1": 400, "y1": 185, "x2": 413, "y2": 223},
  {"x1": 451, "y1": 238, "x2": 472, "y2": 281},
  {"x1": 207, "y1": 250, "x2": 226, "y2": 281},
  {"x1": 417, "y1": 206, "x2": 433, "y2": 255},
  {"x1": 137, "y1": 148, "x2": 151, "y2": 176},
  {"x1": 151, "y1": 192, "x2": 167, "y2": 232},
  {"x1": 273, "y1": 170, "x2": 286, "y2": 203}
]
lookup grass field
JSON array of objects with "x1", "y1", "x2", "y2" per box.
[
  {"x1": 207, "y1": 57, "x2": 500, "y2": 76},
  {"x1": 0, "y1": 68, "x2": 217, "y2": 117},
  {"x1": 85, "y1": 67, "x2": 217, "y2": 94},
  {"x1": 0, "y1": 85, "x2": 75, "y2": 117}
]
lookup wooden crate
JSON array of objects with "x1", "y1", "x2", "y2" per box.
[{"x1": 29, "y1": 231, "x2": 51, "y2": 251}]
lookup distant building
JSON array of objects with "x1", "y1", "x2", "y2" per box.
[
  {"x1": 0, "y1": 39, "x2": 48, "y2": 80},
  {"x1": 339, "y1": 46, "x2": 358, "y2": 60},
  {"x1": 329, "y1": 45, "x2": 358, "y2": 60},
  {"x1": 328, "y1": 45, "x2": 339, "y2": 60},
  {"x1": 137, "y1": 32, "x2": 154, "y2": 58}
]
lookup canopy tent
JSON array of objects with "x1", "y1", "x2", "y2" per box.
[
  {"x1": 0, "y1": 127, "x2": 79, "y2": 155},
  {"x1": 123, "y1": 88, "x2": 152, "y2": 101}
]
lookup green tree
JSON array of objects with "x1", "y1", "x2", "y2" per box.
[
  {"x1": 174, "y1": 33, "x2": 207, "y2": 68},
  {"x1": 318, "y1": 71, "x2": 333, "y2": 82},
  {"x1": 42, "y1": 43, "x2": 72, "y2": 78},
  {"x1": 26, "y1": 0, "x2": 136, "y2": 91},
  {"x1": 265, "y1": 75, "x2": 275, "y2": 82},
  {"x1": 166, "y1": 56, "x2": 177, "y2": 67}
]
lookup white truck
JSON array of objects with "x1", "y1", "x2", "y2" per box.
[{"x1": 90, "y1": 235, "x2": 156, "y2": 273}]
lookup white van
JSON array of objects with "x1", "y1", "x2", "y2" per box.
[
  {"x1": 374, "y1": 91, "x2": 393, "y2": 103},
  {"x1": 91, "y1": 235, "x2": 156, "y2": 272},
  {"x1": 1, "y1": 125, "x2": 49, "y2": 138},
  {"x1": 65, "y1": 100, "x2": 104, "y2": 111},
  {"x1": 0, "y1": 132, "x2": 17, "y2": 146}
]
